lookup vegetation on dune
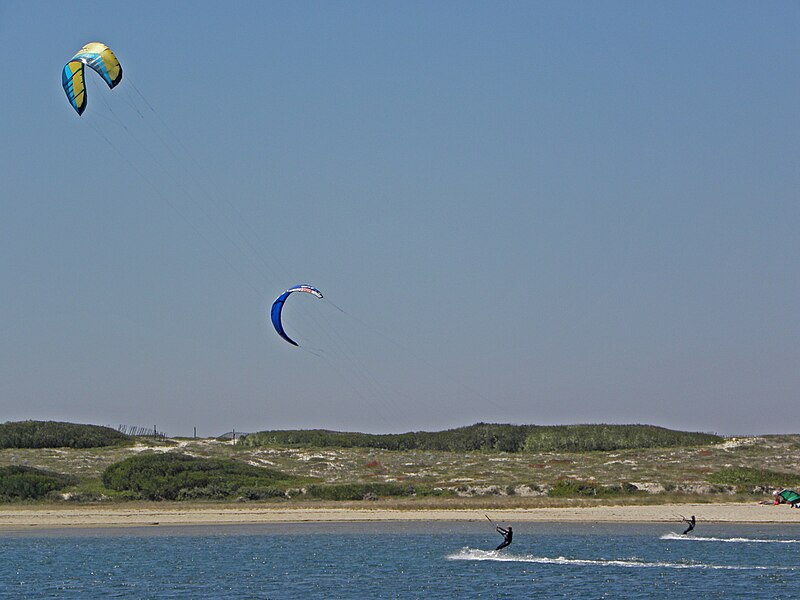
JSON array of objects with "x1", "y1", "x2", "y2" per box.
[
  {"x1": 240, "y1": 423, "x2": 721, "y2": 452},
  {"x1": 0, "y1": 466, "x2": 78, "y2": 500},
  {"x1": 0, "y1": 421, "x2": 130, "y2": 449},
  {"x1": 1, "y1": 420, "x2": 796, "y2": 505},
  {"x1": 548, "y1": 479, "x2": 643, "y2": 498},
  {"x1": 708, "y1": 467, "x2": 800, "y2": 490},
  {"x1": 521, "y1": 425, "x2": 719, "y2": 452},
  {"x1": 101, "y1": 453, "x2": 300, "y2": 500},
  {"x1": 306, "y1": 483, "x2": 417, "y2": 501}
]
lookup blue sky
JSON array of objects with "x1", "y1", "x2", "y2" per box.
[{"x1": 1, "y1": 1, "x2": 798, "y2": 436}]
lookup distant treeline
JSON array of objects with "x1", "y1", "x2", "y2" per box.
[
  {"x1": 241, "y1": 423, "x2": 721, "y2": 453},
  {"x1": 0, "y1": 421, "x2": 131, "y2": 449}
]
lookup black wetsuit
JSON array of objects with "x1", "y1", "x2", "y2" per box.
[
  {"x1": 682, "y1": 516, "x2": 695, "y2": 535},
  {"x1": 495, "y1": 526, "x2": 513, "y2": 550}
]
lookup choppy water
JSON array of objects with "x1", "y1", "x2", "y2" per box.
[{"x1": 1, "y1": 522, "x2": 798, "y2": 598}]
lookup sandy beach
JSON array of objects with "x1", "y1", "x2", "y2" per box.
[{"x1": 1, "y1": 503, "x2": 798, "y2": 529}]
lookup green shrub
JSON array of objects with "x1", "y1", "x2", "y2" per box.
[
  {"x1": 102, "y1": 453, "x2": 295, "y2": 501},
  {"x1": 175, "y1": 485, "x2": 232, "y2": 501},
  {"x1": 0, "y1": 421, "x2": 130, "y2": 449},
  {"x1": 305, "y1": 483, "x2": 418, "y2": 501},
  {"x1": 548, "y1": 480, "x2": 599, "y2": 497},
  {"x1": 548, "y1": 479, "x2": 642, "y2": 498},
  {"x1": 0, "y1": 466, "x2": 77, "y2": 500},
  {"x1": 237, "y1": 487, "x2": 287, "y2": 500},
  {"x1": 708, "y1": 467, "x2": 799, "y2": 489}
]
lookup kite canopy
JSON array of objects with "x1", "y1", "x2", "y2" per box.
[
  {"x1": 270, "y1": 285, "x2": 324, "y2": 347},
  {"x1": 62, "y1": 42, "x2": 123, "y2": 115}
]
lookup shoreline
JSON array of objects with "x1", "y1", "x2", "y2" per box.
[{"x1": 2, "y1": 503, "x2": 799, "y2": 529}]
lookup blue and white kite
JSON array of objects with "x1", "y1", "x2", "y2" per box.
[{"x1": 270, "y1": 285, "x2": 324, "y2": 346}]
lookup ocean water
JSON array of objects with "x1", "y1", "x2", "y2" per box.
[{"x1": 1, "y1": 521, "x2": 799, "y2": 598}]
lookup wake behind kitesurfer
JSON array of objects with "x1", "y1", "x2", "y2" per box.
[
  {"x1": 495, "y1": 525, "x2": 513, "y2": 550},
  {"x1": 681, "y1": 515, "x2": 696, "y2": 535}
]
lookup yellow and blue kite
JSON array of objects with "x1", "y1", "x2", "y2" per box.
[{"x1": 62, "y1": 42, "x2": 123, "y2": 115}]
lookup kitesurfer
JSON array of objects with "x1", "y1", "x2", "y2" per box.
[
  {"x1": 681, "y1": 515, "x2": 695, "y2": 535},
  {"x1": 495, "y1": 525, "x2": 513, "y2": 550}
]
